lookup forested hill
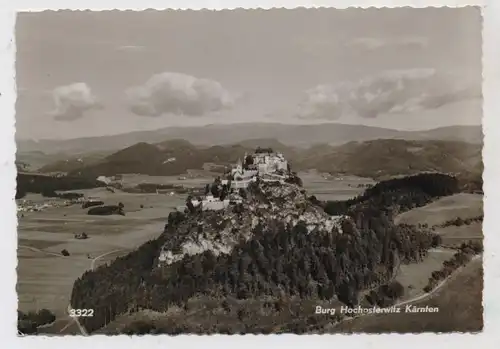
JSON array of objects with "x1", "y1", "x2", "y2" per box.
[
  {"x1": 71, "y1": 173, "x2": 458, "y2": 334},
  {"x1": 32, "y1": 138, "x2": 481, "y2": 181},
  {"x1": 293, "y1": 139, "x2": 481, "y2": 179},
  {"x1": 17, "y1": 123, "x2": 482, "y2": 155},
  {"x1": 320, "y1": 173, "x2": 460, "y2": 217},
  {"x1": 16, "y1": 173, "x2": 104, "y2": 199}
]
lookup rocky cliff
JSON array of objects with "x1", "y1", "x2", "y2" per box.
[{"x1": 159, "y1": 181, "x2": 346, "y2": 266}]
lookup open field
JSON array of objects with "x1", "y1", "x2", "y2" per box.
[
  {"x1": 17, "y1": 184, "x2": 186, "y2": 324},
  {"x1": 299, "y1": 171, "x2": 374, "y2": 201},
  {"x1": 333, "y1": 257, "x2": 483, "y2": 333},
  {"x1": 19, "y1": 238, "x2": 63, "y2": 250},
  {"x1": 395, "y1": 248, "x2": 457, "y2": 299},
  {"x1": 17, "y1": 254, "x2": 89, "y2": 317},
  {"x1": 395, "y1": 193, "x2": 483, "y2": 227},
  {"x1": 91, "y1": 250, "x2": 132, "y2": 270},
  {"x1": 17, "y1": 173, "x2": 483, "y2": 334},
  {"x1": 438, "y1": 222, "x2": 483, "y2": 248},
  {"x1": 395, "y1": 193, "x2": 483, "y2": 249},
  {"x1": 17, "y1": 171, "x2": 370, "y2": 334},
  {"x1": 36, "y1": 317, "x2": 81, "y2": 335},
  {"x1": 119, "y1": 173, "x2": 215, "y2": 187}
]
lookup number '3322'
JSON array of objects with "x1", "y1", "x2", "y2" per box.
[{"x1": 69, "y1": 309, "x2": 94, "y2": 317}]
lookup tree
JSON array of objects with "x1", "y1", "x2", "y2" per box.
[
  {"x1": 237, "y1": 307, "x2": 249, "y2": 321},
  {"x1": 36, "y1": 309, "x2": 56, "y2": 325},
  {"x1": 385, "y1": 281, "x2": 404, "y2": 299},
  {"x1": 122, "y1": 320, "x2": 157, "y2": 335},
  {"x1": 431, "y1": 234, "x2": 442, "y2": 247},
  {"x1": 210, "y1": 183, "x2": 220, "y2": 197},
  {"x1": 18, "y1": 320, "x2": 37, "y2": 335},
  {"x1": 245, "y1": 155, "x2": 254, "y2": 167},
  {"x1": 220, "y1": 184, "x2": 229, "y2": 201},
  {"x1": 185, "y1": 196, "x2": 196, "y2": 213}
]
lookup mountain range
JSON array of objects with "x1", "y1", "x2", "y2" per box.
[
  {"x1": 17, "y1": 123, "x2": 483, "y2": 155},
  {"x1": 32, "y1": 137, "x2": 482, "y2": 182}
]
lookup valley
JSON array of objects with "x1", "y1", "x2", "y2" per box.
[
  {"x1": 17, "y1": 170, "x2": 372, "y2": 334},
  {"x1": 15, "y1": 136, "x2": 483, "y2": 335}
]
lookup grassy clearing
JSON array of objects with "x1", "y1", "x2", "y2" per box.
[
  {"x1": 19, "y1": 239, "x2": 63, "y2": 250},
  {"x1": 91, "y1": 250, "x2": 132, "y2": 270},
  {"x1": 333, "y1": 258, "x2": 483, "y2": 333},
  {"x1": 395, "y1": 193, "x2": 483, "y2": 227},
  {"x1": 17, "y1": 248, "x2": 47, "y2": 259},
  {"x1": 438, "y1": 222, "x2": 483, "y2": 248},
  {"x1": 17, "y1": 255, "x2": 89, "y2": 317},
  {"x1": 17, "y1": 189, "x2": 184, "y2": 319},
  {"x1": 395, "y1": 250, "x2": 455, "y2": 299},
  {"x1": 21, "y1": 219, "x2": 152, "y2": 236},
  {"x1": 37, "y1": 318, "x2": 81, "y2": 335}
]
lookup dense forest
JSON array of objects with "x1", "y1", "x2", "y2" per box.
[
  {"x1": 69, "y1": 172, "x2": 457, "y2": 334},
  {"x1": 17, "y1": 309, "x2": 56, "y2": 335},
  {"x1": 322, "y1": 173, "x2": 460, "y2": 217},
  {"x1": 16, "y1": 173, "x2": 103, "y2": 199}
]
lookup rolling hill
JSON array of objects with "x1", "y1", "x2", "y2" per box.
[
  {"x1": 36, "y1": 137, "x2": 483, "y2": 180},
  {"x1": 293, "y1": 139, "x2": 482, "y2": 179},
  {"x1": 37, "y1": 151, "x2": 112, "y2": 173},
  {"x1": 16, "y1": 123, "x2": 482, "y2": 155},
  {"x1": 65, "y1": 141, "x2": 254, "y2": 177}
]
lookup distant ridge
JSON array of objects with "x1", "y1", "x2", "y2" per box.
[
  {"x1": 17, "y1": 123, "x2": 482, "y2": 155},
  {"x1": 35, "y1": 137, "x2": 482, "y2": 181}
]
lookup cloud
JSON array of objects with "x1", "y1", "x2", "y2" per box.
[
  {"x1": 126, "y1": 72, "x2": 234, "y2": 117},
  {"x1": 348, "y1": 37, "x2": 428, "y2": 50},
  {"x1": 296, "y1": 69, "x2": 481, "y2": 120},
  {"x1": 48, "y1": 82, "x2": 103, "y2": 121}
]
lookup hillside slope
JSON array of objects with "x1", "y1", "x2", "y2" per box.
[
  {"x1": 17, "y1": 123, "x2": 482, "y2": 155},
  {"x1": 40, "y1": 138, "x2": 481, "y2": 180},
  {"x1": 66, "y1": 141, "x2": 254, "y2": 177},
  {"x1": 70, "y1": 173, "x2": 456, "y2": 334},
  {"x1": 294, "y1": 139, "x2": 481, "y2": 179}
]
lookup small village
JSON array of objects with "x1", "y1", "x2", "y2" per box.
[{"x1": 16, "y1": 196, "x2": 86, "y2": 216}]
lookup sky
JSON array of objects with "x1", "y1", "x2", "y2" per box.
[{"x1": 15, "y1": 7, "x2": 482, "y2": 140}]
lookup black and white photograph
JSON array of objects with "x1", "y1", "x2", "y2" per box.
[{"x1": 14, "y1": 7, "x2": 483, "y2": 335}]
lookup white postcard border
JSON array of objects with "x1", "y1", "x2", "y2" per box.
[{"x1": 1, "y1": 1, "x2": 497, "y2": 348}]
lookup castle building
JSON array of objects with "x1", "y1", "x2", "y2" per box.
[{"x1": 181, "y1": 148, "x2": 291, "y2": 213}]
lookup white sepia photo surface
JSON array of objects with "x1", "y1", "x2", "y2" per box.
[{"x1": 2, "y1": 0, "x2": 500, "y2": 348}]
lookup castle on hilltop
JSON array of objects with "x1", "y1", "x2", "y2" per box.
[
  {"x1": 229, "y1": 147, "x2": 289, "y2": 186},
  {"x1": 179, "y1": 147, "x2": 292, "y2": 212},
  {"x1": 233, "y1": 147, "x2": 288, "y2": 177},
  {"x1": 160, "y1": 148, "x2": 300, "y2": 266}
]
